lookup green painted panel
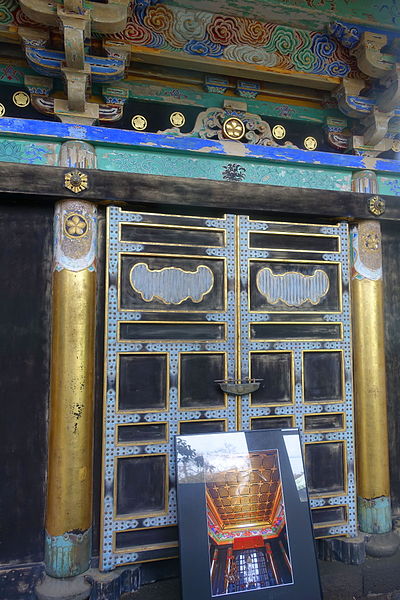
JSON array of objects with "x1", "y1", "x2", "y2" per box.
[
  {"x1": 0, "y1": 64, "x2": 40, "y2": 85},
  {"x1": 97, "y1": 146, "x2": 352, "y2": 192},
  {"x1": 378, "y1": 176, "x2": 400, "y2": 197},
  {"x1": 0, "y1": 137, "x2": 59, "y2": 165}
]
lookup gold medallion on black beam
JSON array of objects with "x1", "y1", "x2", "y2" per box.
[
  {"x1": 272, "y1": 124, "x2": 286, "y2": 140},
  {"x1": 304, "y1": 136, "x2": 318, "y2": 151},
  {"x1": 64, "y1": 171, "x2": 89, "y2": 194},
  {"x1": 131, "y1": 115, "x2": 148, "y2": 131},
  {"x1": 0, "y1": 103, "x2": 5, "y2": 117},
  {"x1": 13, "y1": 91, "x2": 30, "y2": 107},
  {"x1": 170, "y1": 111, "x2": 185, "y2": 127}
]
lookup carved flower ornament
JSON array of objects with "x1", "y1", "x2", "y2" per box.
[
  {"x1": 64, "y1": 170, "x2": 88, "y2": 194},
  {"x1": 64, "y1": 214, "x2": 88, "y2": 238}
]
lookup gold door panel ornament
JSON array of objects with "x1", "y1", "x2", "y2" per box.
[
  {"x1": 130, "y1": 263, "x2": 214, "y2": 305},
  {"x1": 101, "y1": 208, "x2": 356, "y2": 571}
]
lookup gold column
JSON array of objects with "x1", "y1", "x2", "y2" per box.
[
  {"x1": 45, "y1": 198, "x2": 97, "y2": 576},
  {"x1": 351, "y1": 220, "x2": 391, "y2": 533}
]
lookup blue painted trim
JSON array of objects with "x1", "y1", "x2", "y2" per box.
[
  {"x1": 0, "y1": 117, "x2": 399, "y2": 174},
  {"x1": 44, "y1": 527, "x2": 92, "y2": 578},
  {"x1": 338, "y1": 20, "x2": 399, "y2": 44},
  {"x1": 358, "y1": 496, "x2": 392, "y2": 534}
]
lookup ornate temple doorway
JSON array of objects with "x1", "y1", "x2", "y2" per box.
[{"x1": 100, "y1": 207, "x2": 356, "y2": 570}]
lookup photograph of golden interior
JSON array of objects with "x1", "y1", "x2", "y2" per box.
[{"x1": 207, "y1": 450, "x2": 293, "y2": 596}]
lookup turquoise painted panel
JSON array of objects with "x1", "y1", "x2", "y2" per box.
[
  {"x1": 97, "y1": 147, "x2": 352, "y2": 192},
  {"x1": 358, "y1": 495, "x2": 392, "y2": 534},
  {"x1": 0, "y1": 137, "x2": 59, "y2": 165},
  {"x1": 378, "y1": 176, "x2": 400, "y2": 197},
  {"x1": 45, "y1": 528, "x2": 91, "y2": 578}
]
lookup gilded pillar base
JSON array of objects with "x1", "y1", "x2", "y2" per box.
[{"x1": 44, "y1": 528, "x2": 92, "y2": 579}]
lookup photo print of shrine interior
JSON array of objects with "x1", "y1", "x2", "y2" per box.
[{"x1": 207, "y1": 449, "x2": 293, "y2": 595}]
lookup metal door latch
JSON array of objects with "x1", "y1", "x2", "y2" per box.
[{"x1": 215, "y1": 378, "x2": 263, "y2": 395}]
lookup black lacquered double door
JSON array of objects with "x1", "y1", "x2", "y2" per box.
[{"x1": 100, "y1": 207, "x2": 356, "y2": 571}]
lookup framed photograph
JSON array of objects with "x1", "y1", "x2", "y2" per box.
[{"x1": 176, "y1": 429, "x2": 322, "y2": 600}]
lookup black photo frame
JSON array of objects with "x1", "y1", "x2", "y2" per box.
[{"x1": 175, "y1": 429, "x2": 322, "y2": 600}]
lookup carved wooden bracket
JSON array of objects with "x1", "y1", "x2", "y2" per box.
[
  {"x1": 378, "y1": 64, "x2": 400, "y2": 113},
  {"x1": 24, "y1": 74, "x2": 124, "y2": 123},
  {"x1": 57, "y1": 8, "x2": 90, "y2": 71},
  {"x1": 350, "y1": 135, "x2": 395, "y2": 157},
  {"x1": 324, "y1": 117, "x2": 350, "y2": 151},
  {"x1": 333, "y1": 78, "x2": 373, "y2": 119},
  {"x1": 362, "y1": 106, "x2": 394, "y2": 146},
  {"x1": 18, "y1": 0, "x2": 130, "y2": 124},
  {"x1": 54, "y1": 98, "x2": 99, "y2": 125},
  {"x1": 103, "y1": 41, "x2": 131, "y2": 65},
  {"x1": 18, "y1": 0, "x2": 130, "y2": 34},
  {"x1": 61, "y1": 66, "x2": 90, "y2": 113},
  {"x1": 18, "y1": 24, "x2": 129, "y2": 124},
  {"x1": 350, "y1": 32, "x2": 394, "y2": 79},
  {"x1": 333, "y1": 66, "x2": 400, "y2": 150},
  {"x1": 19, "y1": 26, "x2": 49, "y2": 50}
]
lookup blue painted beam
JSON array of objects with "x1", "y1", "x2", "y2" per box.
[{"x1": 0, "y1": 117, "x2": 399, "y2": 174}]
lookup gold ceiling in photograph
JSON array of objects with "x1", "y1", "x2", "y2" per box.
[{"x1": 206, "y1": 451, "x2": 281, "y2": 530}]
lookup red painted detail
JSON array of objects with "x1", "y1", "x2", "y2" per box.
[{"x1": 233, "y1": 536, "x2": 264, "y2": 550}]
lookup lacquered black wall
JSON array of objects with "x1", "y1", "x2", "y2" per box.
[
  {"x1": 382, "y1": 221, "x2": 400, "y2": 515},
  {"x1": 0, "y1": 200, "x2": 52, "y2": 565}
]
